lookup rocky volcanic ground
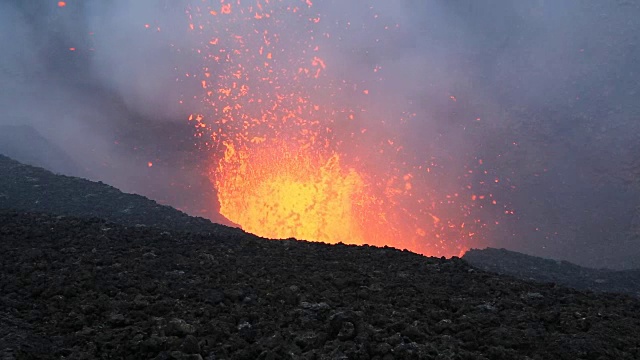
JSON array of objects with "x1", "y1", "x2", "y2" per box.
[{"x1": 1, "y1": 155, "x2": 640, "y2": 359}]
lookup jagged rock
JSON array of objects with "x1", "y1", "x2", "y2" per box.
[
  {"x1": 166, "y1": 319, "x2": 196, "y2": 337},
  {"x1": 181, "y1": 335, "x2": 201, "y2": 355}
]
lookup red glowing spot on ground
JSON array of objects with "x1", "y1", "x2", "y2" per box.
[{"x1": 58, "y1": 1, "x2": 66, "y2": 8}]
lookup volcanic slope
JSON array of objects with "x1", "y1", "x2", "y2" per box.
[
  {"x1": 3, "y1": 153, "x2": 640, "y2": 299},
  {"x1": 0, "y1": 157, "x2": 639, "y2": 358},
  {"x1": 1, "y1": 211, "x2": 640, "y2": 359},
  {"x1": 0, "y1": 154, "x2": 238, "y2": 236},
  {"x1": 464, "y1": 248, "x2": 640, "y2": 297}
]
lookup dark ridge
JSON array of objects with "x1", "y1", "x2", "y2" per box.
[
  {"x1": 1, "y1": 209, "x2": 639, "y2": 359},
  {"x1": 2, "y1": 153, "x2": 639, "y2": 298},
  {"x1": 463, "y1": 248, "x2": 640, "y2": 297},
  {"x1": 0, "y1": 154, "x2": 240, "y2": 237}
]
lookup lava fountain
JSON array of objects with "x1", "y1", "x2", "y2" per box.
[
  {"x1": 216, "y1": 140, "x2": 369, "y2": 244},
  {"x1": 176, "y1": 0, "x2": 492, "y2": 256}
]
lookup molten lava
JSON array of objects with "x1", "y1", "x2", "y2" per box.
[
  {"x1": 215, "y1": 141, "x2": 368, "y2": 244},
  {"x1": 174, "y1": 0, "x2": 499, "y2": 257}
]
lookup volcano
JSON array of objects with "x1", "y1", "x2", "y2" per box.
[{"x1": 2, "y1": 1, "x2": 640, "y2": 357}]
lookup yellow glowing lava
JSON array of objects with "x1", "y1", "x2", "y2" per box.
[{"x1": 215, "y1": 140, "x2": 373, "y2": 244}]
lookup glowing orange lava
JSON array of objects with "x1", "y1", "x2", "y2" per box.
[
  {"x1": 176, "y1": 0, "x2": 491, "y2": 257},
  {"x1": 215, "y1": 141, "x2": 369, "y2": 244}
]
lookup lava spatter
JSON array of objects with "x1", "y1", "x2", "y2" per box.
[{"x1": 177, "y1": 0, "x2": 493, "y2": 256}]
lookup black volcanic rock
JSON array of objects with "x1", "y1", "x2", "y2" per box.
[
  {"x1": 1, "y1": 210, "x2": 639, "y2": 359},
  {"x1": 464, "y1": 248, "x2": 640, "y2": 297}
]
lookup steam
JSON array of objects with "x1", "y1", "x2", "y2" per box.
[{"x1": 1, "y1": 0, "x2": 639, "y2": 268}]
